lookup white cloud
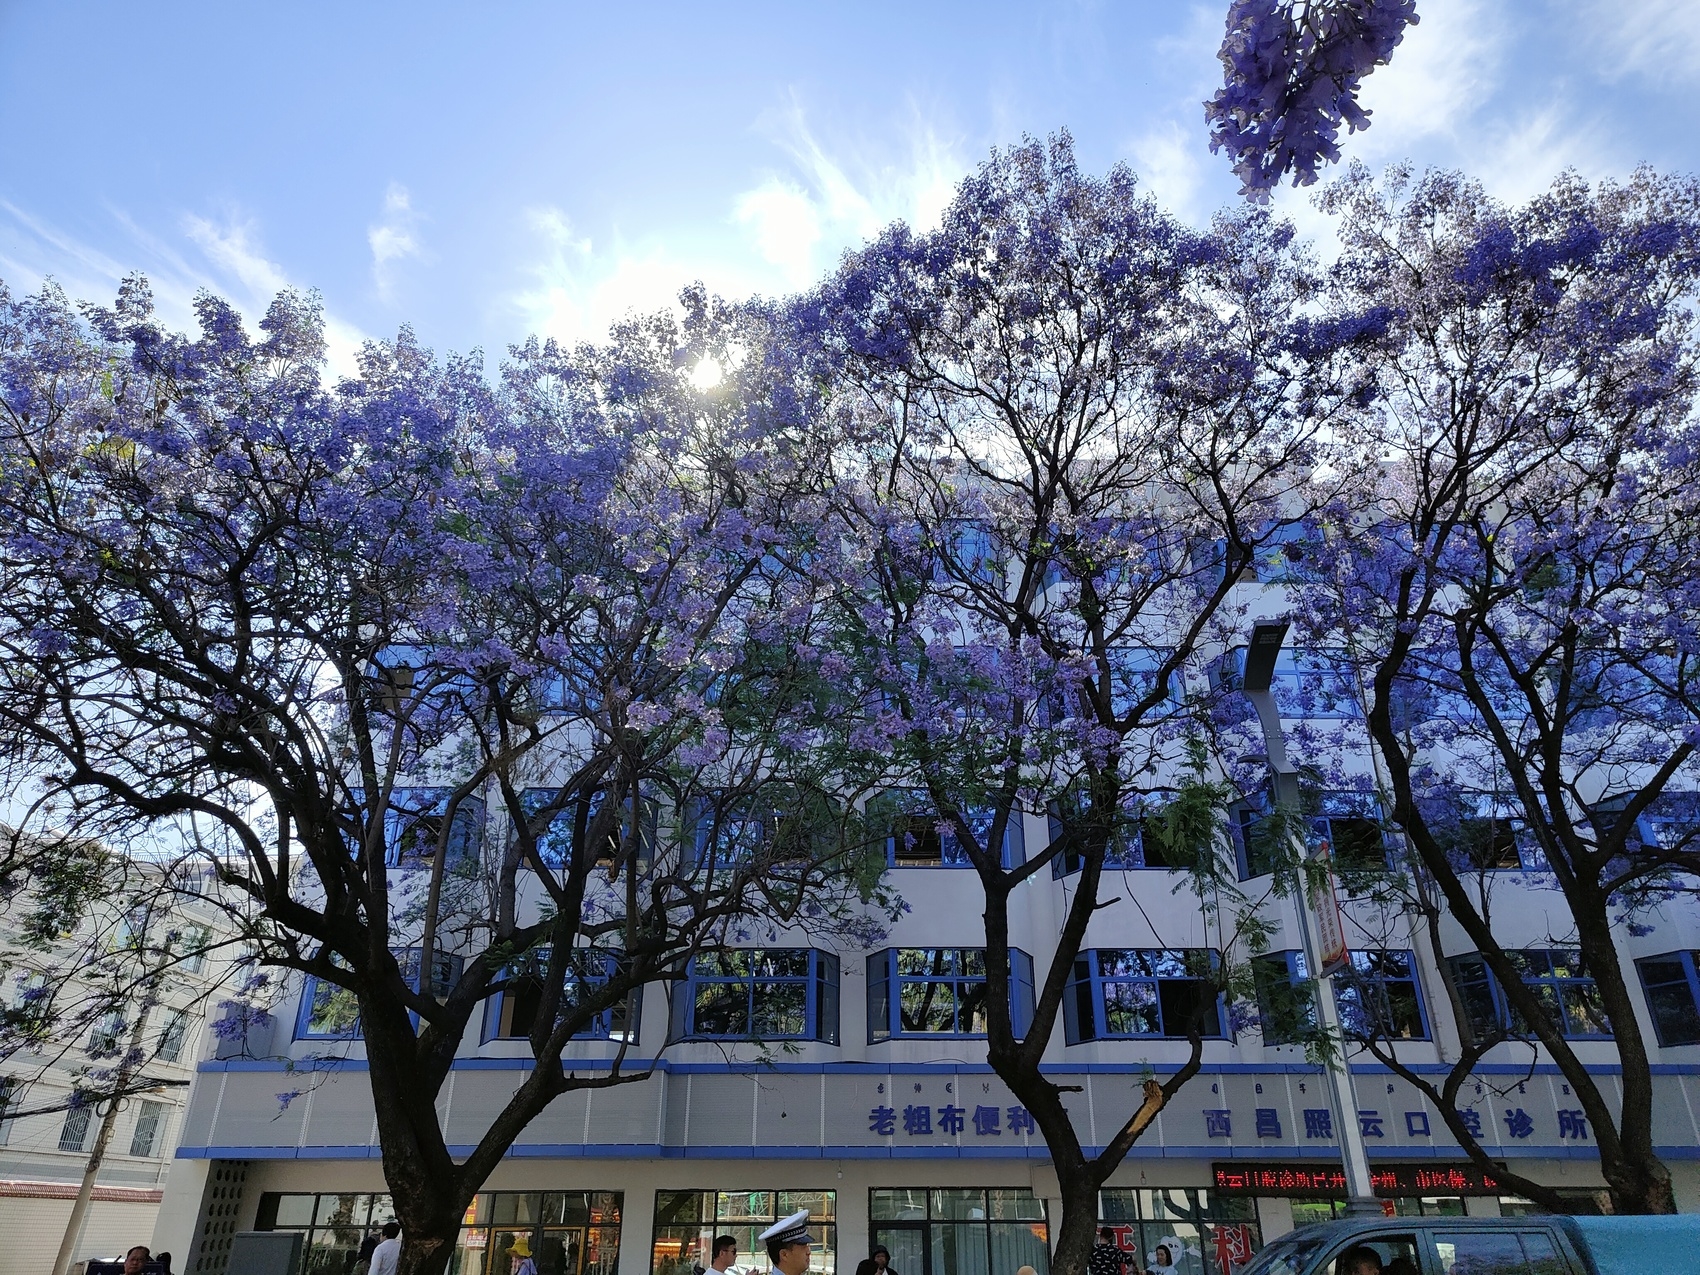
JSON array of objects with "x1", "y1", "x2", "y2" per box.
[
  {"x1": 367, "y1": 182, "x2": 424, "y2": 301},
  {"x1": 510, "y1": 101, "x2": 972, "y2": 345},
  {"x1": 1575, "y1": 0, "x2": 1700, "y2": 84},
  {"x1": 1347, "y1": 0, "x2": 1500, "y2": 160},
  {"x1": 731, "y1": 98, "x2": 967, "y2": 287},
  {"x1": 1129, "y1": 120, "x2": 1207, "y2": 222}
]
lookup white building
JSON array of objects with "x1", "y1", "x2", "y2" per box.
[{"x1": 0, "y1": 864, "x2": 235, "y2": 1274}]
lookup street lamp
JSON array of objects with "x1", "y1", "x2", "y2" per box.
[{"x1": 1242, "y1": 621, "x2": 1382, "y2": 1217}]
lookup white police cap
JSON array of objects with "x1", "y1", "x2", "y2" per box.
[{"x1": 758, "y1": 1209, "x2": 813, "y2": 1248}]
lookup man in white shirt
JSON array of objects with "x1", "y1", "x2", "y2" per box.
[{"x1": 369, "y1": 1221, "x2": 403, "y2": 1275}]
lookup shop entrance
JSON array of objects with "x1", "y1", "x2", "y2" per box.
[{"x1": 868, "y1": 1188, "x2": 1050, "y2": 1275}]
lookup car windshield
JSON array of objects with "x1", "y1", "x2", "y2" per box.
[{"x1": 1240, "y1": 1235, "x2": 1329, "y2": 1275}]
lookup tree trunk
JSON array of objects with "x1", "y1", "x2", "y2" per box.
[
  {"x1": 1048, "y1": 1160, "x2": 1102, "y2": 1275},
  {"x1": 397, "y1": 1225, "x2": 462, "y2": 1275}
]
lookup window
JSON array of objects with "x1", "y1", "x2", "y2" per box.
[
  {"x1": 1233, "y1": 805, "x2": 1284, "y2": 881},
  {"x1": 1049, "y1": 805, "x2": 1174, "y2": 877},
  {"x1": 1064, "y1": 950, "x2": 1223, "y2": 1043},
  {"x1": 295, "y1": 948, "x2": 464, "y2": 1041},
  {"x1": 1328, "y1": 1238, "x2": 1422, "y2": 1275},
  {"x1": 486, "y1": 948, "x2": 641, "y2": 1044},
  {"x1": 258, "y1": 1190, "x2": 622, "y2": 1275},
  {"x1": 517, "y1": 786, "x2": 654, "y2": 873},
  {"x1": 1310, "y1": 801, "x2": 1393, "y2": 878},
  {"x1": 1430, "y1": 1229, "x2": 1568, "y2": 1275},
  {"x1": 1432, "y1": 815, "x2": 1530, "y2": 871},
  {"x1": 872, "y1": 791, "x2": 1026, "y2": 869},
  {"x1": 652, "y1": 1190, "x2": 834, "y2": 1275},
  {"x1": 1447, "y1": 950, "x2": 1612, "y2": 1043},
  {"x1": 129, "y1": 1099, "x2": 166, "y2": 1157},
  {"x1": 350, "y1": 787, "x2": 485, "y2": 869},
  {"x1": 1335, "y1": 951, "x2": 1428, "y2": 1040},
  {"x1": 1637, "y1": 952, "x2": 1700, "y2": 1047},
  {"x1": 156, "y1": 1011, "x2": 190, "y2": 1063},
  {"x1": 88, "y1": 1011, "x2": 125, "y2": 1056},
  {"x1": 0, "y1": 1077, "x2": 14, "y2": 1146},
  {"x1": 1098, "y1": 1188, "x2": 1261, "y2": 1275},
  {"x1": 670, "y1": 950, "x2": 837, "y2": 1043},
  {"x1": 868, "y1": 1188, "x2": 1048, "y2": 1275},
  {"x1": 180, "y1": 925, "x2": 213, "y2": 974},
  {"x1": 60, "y1": 1104, "x2": 92, "y2": 1152},
  {"x1": 1252, "y1": 951, "x2": 1314, "y2": 1047},
  {"x1": 1209, "y1": 648, "x2": 1361, "y2": 718},
  {"x1": 690, "y1": 792, "x2": 834, "y2": 869},
  {"x1": 867, "y1": 949, "x2": 1034, "y2": 1041}
]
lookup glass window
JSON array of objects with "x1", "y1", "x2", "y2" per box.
[
  {"x1": 867, "y1": 949, "x2": 1034, "y2": 1041},
  {"x1": 873, "y1": 791, "x2": 1025, "y2": 869},
  {"x1": 259, "y1": 1191, "x2": 611, "y2": 1275},
  {"x1": 1328, "y1": 1237, "x2": 1420, "y2": 1275},
  {"x1": 1097, "y1": 1189, "x2": 1260, "y2": 1275},
  {"x1": 1637, "y1": 952, "x2": 1700, "y2": 1046},
  {"x1": 366, "y1": 787, "x2": 485, "y2": 869},
  {"x1": 180, "y1": 925, "x2": 213, "y2": 974},
  {"x1": 1064, "y1": 950, "x2": 1223, "y2": 1043},
  {"x1": 669, "y1": 949, "x2": 838, "y2": 1044},
  {"x1": 485, "y1": 948, "x2": 640, "y2": 1044},
  {"x1": 129, "y1": 1099, "x2": 167, "y2": 1157},
  {"x1": 59, "y1": 1104, "x2": 92, "y2": 1152},
  {"x1": 156, "y1": 1011, "x2": 190, "y2": 1063},
  {"x1": 651, "y1": 1189, "x2": 834, "y2": 1275},
  {"x1": 296, "y1": 947, "x2": 464, "y2": 1042},
  {"x1": 1431, "y1": 1230, "x2": 1557, "y2": 1275},
  {"x1": 517, "y1": 787, "x2": 653, "y2": 874},
  {"x1": 870, "y1": 1188, "x2": 1047, "y2": 1275},
  {"x1": 1252, "y1": 951, "x2": 1314, "y2": 1047},
  {"x1": 0, "y1": 1076, "x2": 15, "y2": 1145},
  {"x1": 1049, "y1": 803, "x2": 1175, "y2": 877},
  {"x1": 1447, "y1": 950, "x2": 1613, "y2": 1042},
  {"x1": 1335, "y1": 950, "x2": 1429, "y2": 1040}
]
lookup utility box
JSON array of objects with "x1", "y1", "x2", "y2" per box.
[{"x1": 225, "y1": 1231, "x2": 304, "y2": 1275}]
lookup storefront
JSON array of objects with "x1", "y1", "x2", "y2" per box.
[
  {"x1": 255, "y1": 1189, "x2": 622, "y2": 1275},
  {"x1": 652, "y1": 1190, "x2": 837, "y2": 1275},
  {"x1": 867, "y1": 1188, "x2": 1050, "y2": 1275},
  {"x1": 1098, "y1": 1188, "x2": 1261, "y2": 1275}
]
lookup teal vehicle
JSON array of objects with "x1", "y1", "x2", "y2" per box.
[{"x1": 1237, "y1": 1213, "x2": 1700, "y2": 1275}]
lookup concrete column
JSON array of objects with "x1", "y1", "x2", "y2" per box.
[
  {"x1": 620, "y1": 1177, "x2": 655, "y2": 1275},
  {"x1": 1254, "y1": 1197, "x2": 1293, "y2": 1241},
  {"x1": 151, "y1": 1158, "x2": 214, "y2": 1262}
]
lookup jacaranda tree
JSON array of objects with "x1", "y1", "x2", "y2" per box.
[
  {"x1": 1207, "y1": 0, "x2": 1420, "y2": 201},
  {"x1": 0, "y1": 277, "x2": 890, "y2": 1275},
  {"x1": 1300, "y1": 164, "x2": 1700, "y2": 1213},
  {"x1": 799, "y1": 134, "x2": 1387, "y2": 1275}
]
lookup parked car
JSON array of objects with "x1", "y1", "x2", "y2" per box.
[{"x1": 1238, "y1": 1213, "x2": 1700, "y2": 1275}]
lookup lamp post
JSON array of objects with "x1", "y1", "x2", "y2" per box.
[{"x1": 1242, "y1": 621, "x2": 1381, "y2": 1217}]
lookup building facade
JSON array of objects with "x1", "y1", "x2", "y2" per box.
[
  {"x1": 153, "y1": 754, "x2": 1700, "y2": 1275},
  {"x1": 0, "y1": 868, "x2": 234, "y2": 1275}
]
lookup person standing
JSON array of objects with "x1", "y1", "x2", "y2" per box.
[
  {"x1": 369, "y1": 1221, "x2": 402, "y2": 1275},
  {"x1": 697, "y1": 1233, "x2": 740, "y2": 1275},
  {"x1": 509, "y1": 1234, "x2": 538, "y2": 1275},
  {"x1": 757, "y1": 1209, "x2": 814, "y2": 1275},
  {"x1": 122, "y1": 1247, "x2": 151, "y2": 1275},
  {"x1": 854, "y1": 1244, "x2": 895, "y2": 1275},
  {"x1": 1089, "y1": 1228, "x2": 1128, "y2": 1275},
  {"x1": 352, "y1": 1230, "x2": 380, "y2": 1275}
]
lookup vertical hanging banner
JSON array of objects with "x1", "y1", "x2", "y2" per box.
[{"x1": 1310, "y1": 847, "x2": 1350, "y2": 977}]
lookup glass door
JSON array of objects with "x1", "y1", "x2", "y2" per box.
[{"x1": 872, "y1": 1225, "x2": 928, "y2": 1275}]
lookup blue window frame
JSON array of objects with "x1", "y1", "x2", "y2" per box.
[
  {"x1": 1310, "y1": 795, "x2": 1394, "y2": 877},
  {"x1": 669, "y1": 949, "x2": 839, "y2": 1043},
  {"x1": 872, "y1": 790, "x2": 1026, "y2": 869},
  {"x1": 295, "y1": 948, "x2": 462, "y2": 1041},
  {"x1": 349, "y1": 787, "x2": 485, "y2": 869},
  {"x1": 1335, "y1": 950, "x2": 1428, "y2": 1040},
  {"x1": 1048, "y1": 805, "x2": 1173, "y2": 876},
  {"x1": 1252, "y1": 950, "x2": 1314, "y2": 1046},
  {"x1": 866, "y1": 948, "x2": 1034, "y2": 1041},
  {"x1": 1447, "y1": 949, "x2": 1612, "y2": 1043},
  {"x1": 483, "y1": 947, "x2": 640, "y2": 1043},
  {"x1": 1063, "y1": 949, "x2": 1223, "y2": 1043},
  {"x1": 690, "y1": 793, "x2": 832, "y2": 869},
  {"x1": 516, "y1": 786, "x2": 653, "y2": 873},
  {"x1": 1209, "y1": 648, "x2": 1361, "y2": 719},
  {"x1": 1636, "y1": 952, "x2": 1700, "y2": 1047}
]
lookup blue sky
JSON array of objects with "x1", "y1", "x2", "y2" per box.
[{"x1": 3, "y1": 0, "x2": 1698, "y2": 373}]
